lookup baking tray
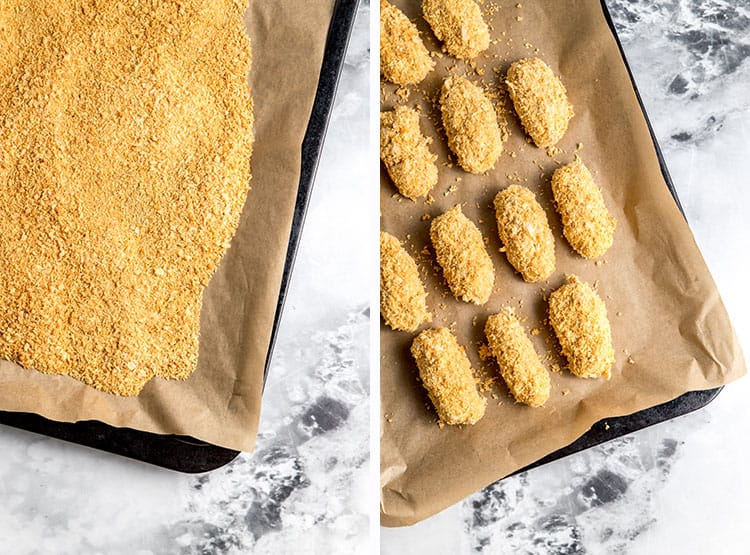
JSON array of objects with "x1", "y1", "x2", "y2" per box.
[
  {"x1": 501, "y1": 0, "x2": 723, "y2": 480},
  {"x1": 0, "y1": 0, "x2": 361, "y2": 473}
]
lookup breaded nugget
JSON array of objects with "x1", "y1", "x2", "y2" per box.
[
  {"x1": 485, "y1": 309, "x2": 551, "y2": 407},
  {"x1": 380, "y1": 0, "x2": 435, "y2": 85},
  {"x1": 411, "y1": 327, "x2": 487, "y2": 425},
  {"x1": 422, "y1": 0, "x2": 489, "y2": 59},
  {"x1": 380, "y1": 106, "x2": 438, "y2": 200},
  {"x1": 548, "y1": 275, "x2": 615, "y2": 379},
  {"x1": 430, "y1": 205, "x2": 494, "y2": 305},
  {"x1": 551, "y1": 158, "x2": 616, "y2": 259},
  {"x1": 380, "y1": 231, "x2": 431, "y2": 332},
  {"x1": 506, "y1": 58, "x2": 574, "y2": 148},
  {"x1": 440, "y1": 76, "x2": 503, "y2": 174},
  {"x1": 494, "y1": 185, "x2": 555, "y2": 282}
]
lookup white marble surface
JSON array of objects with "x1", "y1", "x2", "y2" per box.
[
  {"x1": 0, "y1": 2, "x2": 371, "y2": 554},
  {"x1": 382, "y1": 0, "x2": 750, "y2": 553}
]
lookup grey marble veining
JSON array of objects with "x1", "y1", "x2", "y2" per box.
[
  {"x1": 0, "y1": 2, "x2": 371, "y2": 554},
  {"x1": 382, "y1": 1, "x2": 750, "y2": 553}
]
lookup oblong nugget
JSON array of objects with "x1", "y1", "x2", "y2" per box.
[
  {"x1": 440, "y1": 76, "x2": 502, "y2": 174},
  {"x1": 422, "y1": 0, "x2": 489, "y2": 59},
  {"x1": 485, "y1": 309, "x2": 551, "y2": 407},
  {"x1": 548, "y1": 275, "x2": 615, "y2": 379},
  {"x1": 551, "y1": 158, "x2": 615, "y2": 259},
  {"x1": 380, "y1": 231, "x2": 431, "y2": 331},
  {"x1": 380, "y1": 106, "x2": 438, "y2": 200},
  {"x1": 494, "y1": 185, "x2": 555, "y2": 282},
  {"x1": 380, "y1": 0, "x2": 435, "y2": 85},
  {"x1": 506, "y1": 58, "x2": 574, "y2": 148},
  {"x1": 430, "y1": 205, "x2": 494, "y2": 305},
  {"x1": 411, "y1": 327, "x2": 487, "y2": 425}
]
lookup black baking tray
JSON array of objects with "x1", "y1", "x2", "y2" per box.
[
  {"x1": 503, "y1": 0, "x2": 723, "y2": 479},
  {"x1": 0, "y1": 0, "x2": 361, "y2": 473}
]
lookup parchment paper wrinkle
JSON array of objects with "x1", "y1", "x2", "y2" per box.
[
  {"x1": 380, "y1": 0, "x2": 745, "y2": 526},
  {"x1": 0, "y1": 0, "x2": 336, "y2": 453}
]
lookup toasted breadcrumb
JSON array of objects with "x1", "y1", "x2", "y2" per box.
[
  {"x1": 411, "y1": 327, "x2": 487, "y2": 425},
  {"x1": 0, "y1": 0, "x2": 253, "y2": 396},
  {"x1": 548, "y1": 275, "x2": 615, "y2": 379},
  {"x1": 493, "y1": 185, "x2": 555, "y2": 282},
  {"x1": 380, "y1": 0, "x2": 435, "y2": 85},
  {"x1": 381, "y1": 106, "x2": 438, "y2": 199},
  {"x1": 485, "y1": 309, "x2": 551, "y2": 407},
  {"x1": 506, "y1": 57, "x2": 573, "y2": 148},
  {"x1": 422, "y1": 0, "x2": 490, "y2": 60},
  {"x1": 440, "y1": 76, "x2": 503, "y2": 174},
  {"x1": 430, "y1": 205, "x2": 495, "y2": 305},
  {"x1": 380, "y1": 232, "x2": 431, "y2": 332},
  {"x1": 551, "y1": 158, "x2": 616, "y2": 258}
]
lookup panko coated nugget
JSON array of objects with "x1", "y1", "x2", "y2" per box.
[
  {"x1": 506, "y1": 58, "x2": 574, "y2": 148},
  {"x1": 548, "y1": 275, "x2": 615, "y2": 379},
  {"x1": 440, "y1": 76, "x2": 503, "y2": 174},
  {"x1": 494, "y1": 185, "x2": 555, "y2": 282},
  {"x1": 380, "y1": 231, "x2": 431, "y2": 332},
  {"x1": 380, "y1": 0, "x2": 435, "y2": 85},
  {"x1": 551, "y1": 158, "x2": 616, "y2": 259},
  {"x1": 380, "y1": 106, "x2": 438, "y2": 200},
  {"x1": 430, "y1": 205, "x2": 494, "y2": 305},
  {"x1": 485, "y1": 309, "x2": 551, "y2": 407},
  {"x1": 422, "y1": 0, "x2": 489, "y2": 59},
  {"x1": 411, "y1": 327, "x2": 487, "y2": 425}
]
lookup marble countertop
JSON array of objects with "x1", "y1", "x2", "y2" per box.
[
  {"x1": 0, "y1": 2, "x2": 371, "y2": 554},
  {"x1": 382, "y1": 0, "x2": 750, "y2": 553}
]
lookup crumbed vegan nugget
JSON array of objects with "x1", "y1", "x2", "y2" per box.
[
  {"x1": 380, "y1": 231, "x2": 431, "y2": 332},
  {"x1": 411, "y1": 327, "x2": 487, "y2": 425},
  {"x1": 506, "y1": 58, "x2": 574, "y2": 148},
  {"x1": 380, "y1": 106, "x2": 438, "y2": 200},
  {"x1": 440, "y1": 76, "x2": 503, "y2": 174},
  {"x1": 551, "y1": 158, "x2": 615, "y2": 259},
  {"x1": 422, "y1": 0, "x2": 489, "y2": 59},
  {"x1": 380, "y1": 0, "x2": 435, "y2": 85},
  {"x1": 430, "y1": 205, "x2": 494, "y2": 305},
  {"x1": 485, "y1": 309, "x2": 551, "y2": 407},
  {"x1": 494, "y1": 185, "x2": 555, "y2": 282},
  {"x1": 548, "y1": 275, "x2": 615, "y2": 379}
]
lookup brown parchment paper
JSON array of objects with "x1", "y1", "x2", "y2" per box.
[
  {"x1": 0, "y1": 0, "x2": 336, "y2": 453},
  {"x1": 380, "y1": 0, "x2": 746, "y2": 526}
]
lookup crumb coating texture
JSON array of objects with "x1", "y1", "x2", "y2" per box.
[
  {"x1": 380, "y1": 106, "x2": 438, "y2": 199},
  {"x1": 506, "y1": 57, "x2": 573, "y2": 148},
  {"x1": 494, "y1": 185, "x2": 555, "y2": 282},
  {"x1": 422, "y1": 0, "x2": 490, "y2": 59},
  {"x1": 548, "y1": 275, "x2": 615, "y2": 379},
  {"x1": 380, "y1": 231, "x2": 431, "y2": 332},
  {"x1": 380, "y1": 0, "x2": 435, "y2": 85},
  {"x1": 485, "y1": 309, "x2": 551, "y2": 407},
  {"x1": 411, "y1": 327, "x2": 487, "y2": 425},
  {"x1": 551, "y1": 158, "x2": 615, "y2": 259},
  {"x1": 440, "y1": 76, "x2": 503, "y2": 174},
  {"x1": 430, "y1": 205, "x2": 495, "y2": 305}
]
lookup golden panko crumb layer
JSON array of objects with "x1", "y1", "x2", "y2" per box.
[
  {"x1": 548, "y1": 275, "x2": 615, "y2": 379},
  {"x1": 0, "y1": 0, "x2": 254, "y2": 396},
  {"x1": 440, "y1": 76, "x2": 503, "y2": 174},
  {"x1": 422, "y1": 0, "x2": 489, "y2": 59},
  {"x1": 506, "y1": 57, "x2": 574, "y2": 148},
  {"x1": 380, "y1": 106, "x2": 438, "y2": 199},
  {"x1": 430, "y1": 205, "x2": 495, "y2": 305},
  {"x1": 380, "y1": 0, "x2": 435, "y2": 85},
  {"x1": 485, "y1": 309, "x2": 551, "y2": 407},
  {"x1": 552, "y1": 158, "x2": 616, "y2": 259},
  {"x1": 411, "y1": 327, "x2": 487, "y2": 425},
  {"x1": 494, "y1": 185, "x2": 556, "y2": 282},
  {"x1": 380, "y1": 231, "x2": 431, "y2": 332}
]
